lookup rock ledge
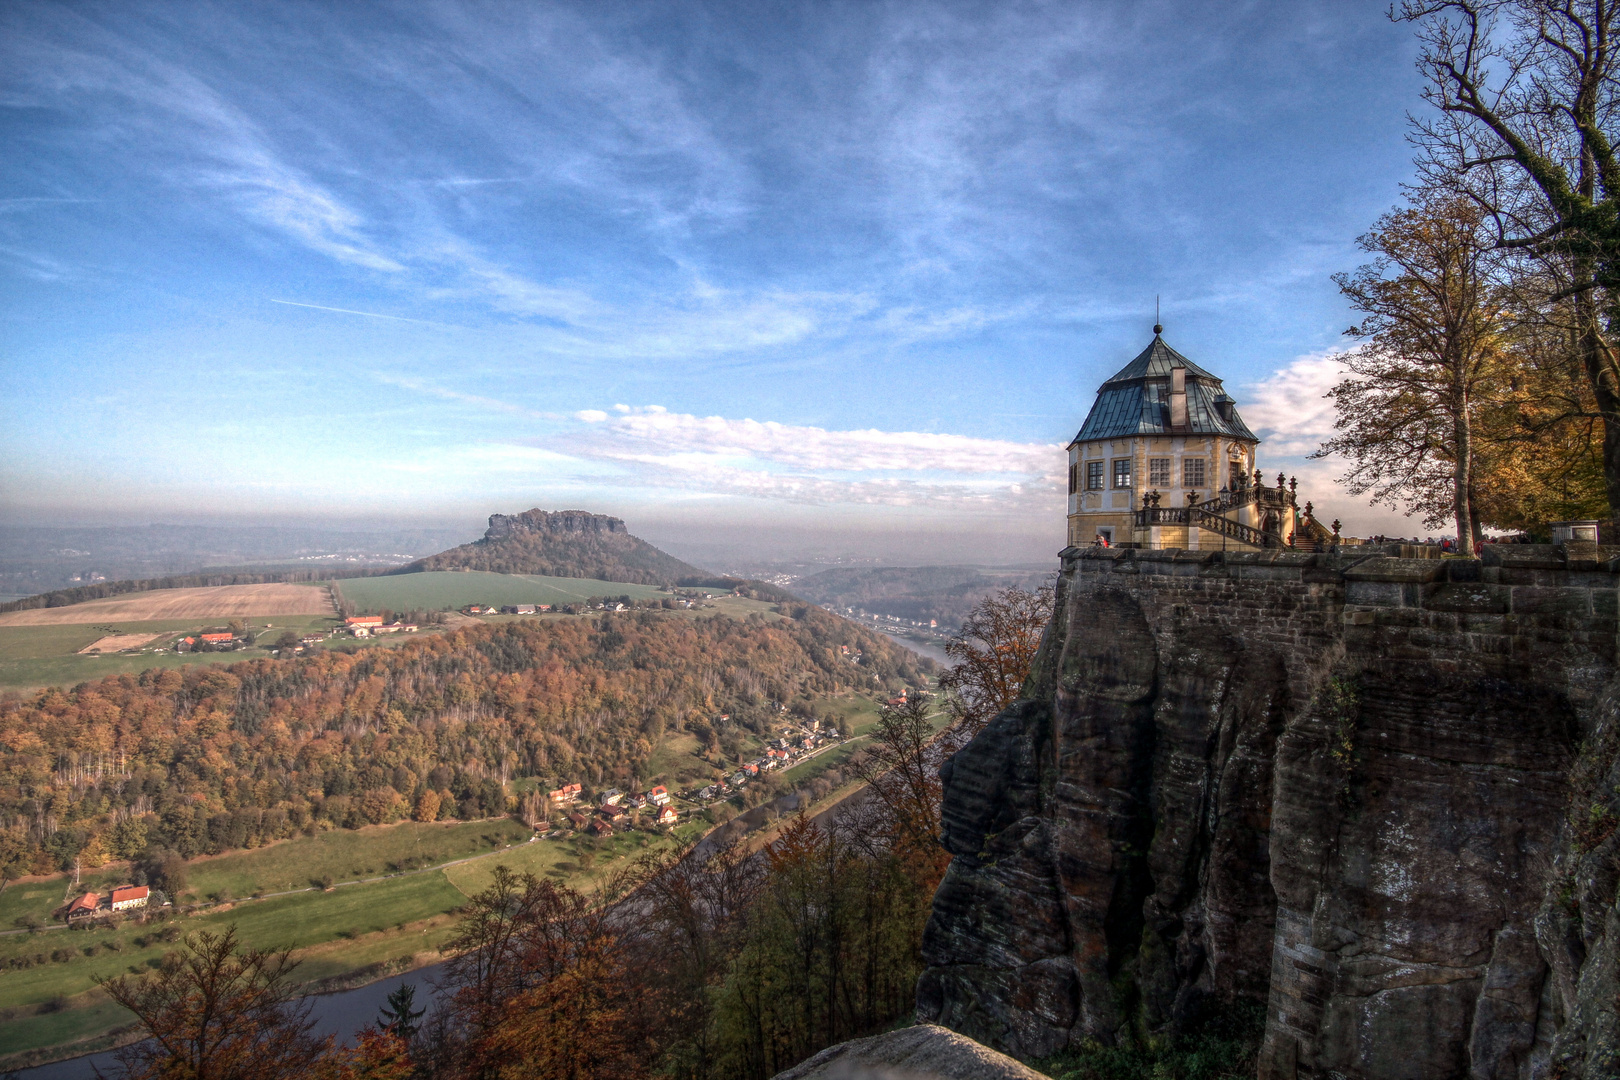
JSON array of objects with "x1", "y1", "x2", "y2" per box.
[{"x1": 771, "y1": 1024, "x2": 1045, "y2": 1080}]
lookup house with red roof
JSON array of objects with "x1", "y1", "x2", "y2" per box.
[
  {"x1": 65, "y1": 892, "x2": 100, "y2": 923},
  {"x1": 653, "y1": 805, "x2": 678, "y2": 826},
  {"x1": 548, "y1": 783, "x2": 582, "y2": 806},
  {"x1": 111, "y1": 885, "x2": 149, "y2": 911}
]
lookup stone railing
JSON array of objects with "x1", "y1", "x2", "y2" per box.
[{"x1": 1132, "y1": 505, "x2": 1280, "y2": 549}]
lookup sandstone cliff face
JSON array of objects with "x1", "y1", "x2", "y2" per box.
[{"x1": 917, "y1": 545, "x2": 1620, "y2": 1079}]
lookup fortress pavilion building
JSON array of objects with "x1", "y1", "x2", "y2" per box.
[{"x1": 1067, "y1": 328, "x2": 1316, "y2": 551}]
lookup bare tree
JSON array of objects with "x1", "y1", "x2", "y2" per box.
[
  {"x1": 847, "y1": 695, "x2": 951, "y2": 872},
  {"x1": 99, "y1": 927, "x2": 330, "y2": 1080},
  {"x1": 1319, "y1": 193, "x2": 1510, "y2": 547},
  {"x1": 936, "y1": 584, "x2": 1054, "y2": 734},
  {"x1": 1401, "y1": 0, "x2": 1620, "y2": 512}
]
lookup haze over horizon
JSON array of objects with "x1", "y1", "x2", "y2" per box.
[{"x1": 3, "y1": 1, "x2": 1433, "y2": 562}]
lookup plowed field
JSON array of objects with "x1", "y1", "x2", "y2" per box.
[
  {"x1": 77, "y1": 632, "x2": 162, "y2": 653},
  {"x1": 0, "y1": 584, "x2": 334, "y2": 626}
]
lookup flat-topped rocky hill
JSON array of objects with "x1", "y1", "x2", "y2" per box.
[
  {"x1": 400, "y1": 509, "x2": 706, "y2": 585},
  {"x1": 919, "y1": 543, "x2": 1620, "y2": 1079}
]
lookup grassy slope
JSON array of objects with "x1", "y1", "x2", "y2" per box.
[{"x1": 335, "y1": 571, "x2": 667, "y2": 612}]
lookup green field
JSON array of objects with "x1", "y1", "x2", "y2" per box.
[
  {"x1": 0, "y1": 871, "x2": 468, "y2": 1061},
  {"x1": 335, "y1": 571, "x2": 669, "y2": 613},
  {"x1": 0, "y1": 613, "x2": 343, "y2": 692}
]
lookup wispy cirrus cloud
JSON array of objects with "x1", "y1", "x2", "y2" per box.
[{"x1": 374, "y1": 375, "x2": 563, "y2": 421}]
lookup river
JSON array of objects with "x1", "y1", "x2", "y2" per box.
[
  {"x1": 14, "y1": 964, "x2": 449, "y2": 1080},
  {"x1": 889, "y1": 634, "x2": 951, "y2": 666}
]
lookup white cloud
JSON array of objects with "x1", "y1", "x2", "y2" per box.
[
  {"x1": 571, "y1": 405, "x2": 1060, "y2": 475},
  {"x1": 526, "y1": 405, "x2": 1065, "y2": 514},
  {"x1": 1239, "y1": 350, "x2": 1350, "y2": 458}
]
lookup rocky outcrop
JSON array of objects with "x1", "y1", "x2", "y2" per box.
[
  {"x1": 484, "y1": 509, "x2": 628, "y2": 539},
  {"x1": 401, "y1": 508, "x2": 705, "y2": 584},
  {"x1": 917, "y1": 544, "x2": 1620, "y2": 1079},
  {"x1": 771, "y1": 1024, "x2": 1046, "y2": 1080}
]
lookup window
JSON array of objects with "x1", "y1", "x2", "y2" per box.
[
  {"x1": 1069, "y1": 462, "x2": 1078, "y2": 494},
  {"x1": 1183, "y1": 458, "x2": 1206, "y2": 488},
  {"x1": 1086, "y1": 461, "x2": 1104, "y2": 490},
  {"x1": 1229, "y1": 459, "x2": 1244, "y2": 489},
  {"x1": 1112, "y1": 459, "x2": 1132, "y2": 489},
  {"x1": 1148, "y1": 458, "x2": 1171, "y2": 488}
]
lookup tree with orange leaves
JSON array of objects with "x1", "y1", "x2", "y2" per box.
[
  {"x1": 936, "y1": 583, "x2": 1054, "y2": 734},
  {"x1": 432, "y1": 865, "x2": 651, "y2": 1080},
  {"x1": 99, "y1": 927, "x2": 335, "y2": 1080}
]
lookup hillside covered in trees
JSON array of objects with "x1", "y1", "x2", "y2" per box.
[
  {"x1": 0, "y1": 605, "x2": 929, "y2": 877},
  {"x1": 401, "y1": 509, "x2": 706, "y2": 585},
  {"x1": 792, "y1": 565, "x2": 1051, "y2": 630}
]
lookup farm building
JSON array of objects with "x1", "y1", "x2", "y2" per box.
[
  {"x1": 65, "y1": 892, "x2": 99, "y2": 923},
  {"x1": 111, "y1": 885, "x2": 149, "y2": 911}
]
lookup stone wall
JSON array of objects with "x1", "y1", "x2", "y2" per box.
[{"x1": 916, "y1": 544, "x2": 1620, "y2": 1079}]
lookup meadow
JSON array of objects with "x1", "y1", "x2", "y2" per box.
[{"x1": 334, "y1": 570, "x2": 668, "y2": 612}]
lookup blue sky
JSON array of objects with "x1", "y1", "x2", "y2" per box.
[{"x1": 1, "y1": 1, "x2": 1425, "y2": 561}]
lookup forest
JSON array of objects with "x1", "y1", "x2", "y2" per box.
[
  {"x1": 99, "y1": 696, "x2": 958, "y2": 1080},
  {"x1": 0, "y1": 605, "x2": 929, "y2": 879}
]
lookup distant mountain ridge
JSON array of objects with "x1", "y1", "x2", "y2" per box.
[{"x1": 399, "y1": 509, "x2": 708, "y2": 585}]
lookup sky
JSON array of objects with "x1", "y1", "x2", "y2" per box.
[{"x1": 0, "y1": 0, "x2": 1430, "y2": 564}]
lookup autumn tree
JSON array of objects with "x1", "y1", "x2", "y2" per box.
[
  {"x1": 847, "y1": 695, "x2": 951, "y2": 877},
  {"x1": 1402, "y1": 0, "x2": 1620, "y2": 513},
  {"x1": 628, "y1": 841, "x2": 762, "y2": 1080},
  {"x1": 706, "y1": 812, "x2": 932, "y2": 1080},
  {"x1": 936, "y1": 583, "x2": 1054, "y2": 733},
  {"x1": 1468, "y1": 301, "x2": 1610, "y2": 529},
  {"x1": 99, "y1": 927, "x2": 330, "y2": 1080},
  {"x1": 1319, "y1": 194, "x2": 1510, "y2": 547},
  {"x1": 432, "y1": 865, "x2": 651, "y2": 1080}
]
